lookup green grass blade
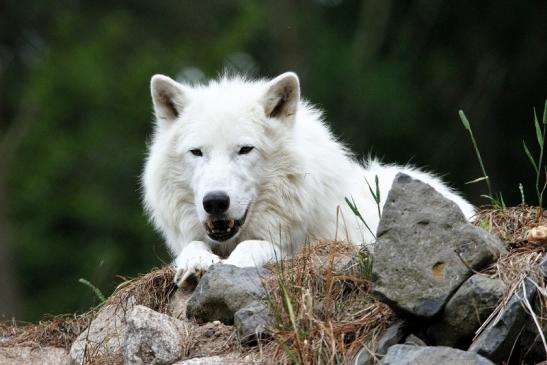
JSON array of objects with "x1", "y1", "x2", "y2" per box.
[
  {"x1": 543, "y1": 99, "x2": 547, "y2": 125},
  {"x1": 465, "y1": 176, "x2": 489, "y2": 184},
  {"x1": 459, "y1": 110, "x2": 493, "y2": 197},
  {"x1": 374, "y1": 174, "x2": 380, "y2": 202},
  {"x1": 458, "y1": 110, "x2": 471, "y2": 130},
  {"x1": 345, "y1": 196, "x2": 376, "y2": 238},
  {"x1": 364, "y1": 177, "x2": 377, "y2": 202},
  {"x1": 279, "y1": 341, "x2": 300, "y2": 364},
  {"x1": 499, "y1": 193, "x2": 506, "y2": 210},
  {"x1": 523, "y1": 141, "x2": 539, "y2": 173},
  {"x1": 364, "y1": 176, "x2": 382, "y2": 219},
  {"x1": 78, "y1": 278, "x2": 106, "y2": 303},
  {"x1": 534, "y1": 108, "x2": 542, "y2": 146}
]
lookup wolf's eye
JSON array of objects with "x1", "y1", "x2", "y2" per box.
[
  {"x1": 238, "y1": 146, "x2": 254, "y2": 155},
  {"x1": 190, "y1": 149, "x2": 203, "y2": 157}
]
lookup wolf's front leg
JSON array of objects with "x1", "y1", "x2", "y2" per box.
[
  {"x1": 223, "y1": 240, "x2": 281, "y2": 268},
  {"x1": 173, "y1": 241, "x2": 221, "y2": 287}
]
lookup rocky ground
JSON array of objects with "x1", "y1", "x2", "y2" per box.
[{"x1": 1, "y1": 173, "x2": 546, "y2": 364}]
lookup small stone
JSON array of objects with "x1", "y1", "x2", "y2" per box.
[
  {"x1": 427, "y1": 274, "x2": 506, "y2": 347},
  {"x1": 172, "y1": 353, "x2": 258, "y2": 364},
  {"x1": 372, "y1": 174, "x2": 505, "y2": 318},
  {"x1": 173, "y1": 356, "x2": 227, "y2": 365},
  {"x1": 233, "y1": 301, "x2": 272, "y2": 345},
  {"x1": 123, "y1": 305, "x2": 187, "y2": 365},
  {"x1": 404, "y1": 334, "x2": 427, "y2": 346},
  {"x1": 382, "y1": 345, "x2": 495, "y2": 365},
  {"x1": 69, "y1": 300, "x2": 135, "y2": 364},
  {"x1": 351, "y1": 321, "x2": 406, "y2": 365},
  {"x1": 352, "y1": 347, "x2": 374, "y2": 365},
  {"x1": 525, "y1": 225, "x2": 547, "y2": 242},
  {"x1": 167, "y1": 289, "x2": 192, "y2": 320},
  {"x1": 519, "y1": 314, "x2": 547, "y2": 364},
  {"x1": 0, "y1": 346, "x2": 69, "y2": 365},
  {"x1": 469, "y1": 279, "x2": 537, "y2": 363},
  {"x1": 186, "y1": 264, "x2": 265, "y2": 324},
  {"x1": 376, "y1": 321, "x2": 407, "y2": 355}
]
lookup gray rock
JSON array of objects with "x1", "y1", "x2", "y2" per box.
[
  {"x1": 427, "y1": 274, "x2": 506, "y2": 347},
  {"x1": 404, "y1": 334, "x2": 427, "y2": 346},
  {"x1": 519, "y1": 314, "x2": 547, "y2": 364},
  {"x1": 0, "y1": 346, "x2": 69, "y2": 365},
  {"x1": 123, "y1": 305, "x2": 187, "y2": 365},
  {"x1": 172, "y1": 353, "x2": 260, "y2": 364},
  {"x1": 376, "y1": 321, "x2": 407, "y2": 355},
  {"x1": 352, "y1": 321, "x2": 406, "y2": 365},
  {"x1": 353, "y1": 347, "x2": 374, "y2": 365},
  {"x1": 519, "y1": 255, "x2": 546, "y2": 362},
  {"x1": 167, "y1": 289, "x2": 192, "y2": 320},
  {"x1": 233, "y1": 300, "x2": 272, "y2": 344},
  {"x1": 372, "y1": 174, "x2": 505, "y2": 318},
  {"x1": 469, "y1": 278, "x2": 538, "y2": 363},
  {"x1": 382, "y1": 345, "x2": 495, "y2": 365},
  {"x1": 173, "y1": 356, "x2": 228, "y2": 365},
  {"x1": 69, "y1": 300, "x2": 134, "y2": 364},
  {"x1": 186, "y1": 264, "x2": 265, "y2": 324}
]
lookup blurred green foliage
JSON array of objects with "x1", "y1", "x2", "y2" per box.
[{"x1": 1, "y1": 0, "x2": 546, "y2": 320}]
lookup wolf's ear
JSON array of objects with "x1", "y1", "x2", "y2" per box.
[
  {"x1": 150, "y1": 75, "x2": 188, "y2": 125},
  {"x1": 261, "y1": 72, "x2": 300, "y2": 123}
]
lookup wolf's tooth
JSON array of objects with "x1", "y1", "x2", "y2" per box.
[
  {"x1": 227, "y1": 227, "x2": 231, "y2": 232},
  {"x1": 228, "y1": 220, "x2": 235, "y2": 228},
  {"x1": 207, "y1": 221, "x2": 214, "y2": 230}
]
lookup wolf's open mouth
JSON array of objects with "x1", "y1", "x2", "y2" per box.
[{"x1": 204, "y1": 207, "x2": 249, "y2": 241}]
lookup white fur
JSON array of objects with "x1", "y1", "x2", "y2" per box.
[{"x1": 142, "y1": 72, "x2": 475, "y2": 286}]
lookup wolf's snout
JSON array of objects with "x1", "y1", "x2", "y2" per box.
[{"x1": 203, "y1": 191, "x2": 230, "y2": 215}]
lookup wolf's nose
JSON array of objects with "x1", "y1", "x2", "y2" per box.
[{"x1": 203, "y1": 191, "x2": 230, "y2": 215}]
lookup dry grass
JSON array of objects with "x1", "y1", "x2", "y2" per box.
[
  {"x1": 0, "y1": 266, "x2": 176, "y2": 353},
  {"x1": 105, "y1": 265, "x2": 176, "y2": 313},
  {"x1": 1, "y1": 206, "x2": 545, "y2": 364},
  {"x1": 474, "y1": 205, "x2": 547, "y2": 362},
  {"x1": 0, "y1": 312, "x2": 92, "y2": 350},
  {"x1": 474, "y1": 205, "x2": 546, "y2": 286},
  {"x1": 474, "y1": 204, "x2": 547, "y2": 247},
  {"x1": 262, "y1": 240, "x2": 394, "y2": 365}
]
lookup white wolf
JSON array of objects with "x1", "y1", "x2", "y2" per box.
[{"x1": 143, "y1": 72, "x2": 474, "y2": 286}]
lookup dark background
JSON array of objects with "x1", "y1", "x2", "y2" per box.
[{"x1": 1, "y1": 0, "x2": 546, "y2": 321}]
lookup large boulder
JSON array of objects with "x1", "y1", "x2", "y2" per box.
[
  {"x1": 427, "y1": 274, "x2": 506, "y2": 347},
  {"x1": 382, "y1": 345, "x2": 495, "y2": 365},
  {"x1": 372, "y1": 174, "x2": 505, "y2": 318},
  {"x1": 186, "y1": 264, "x2": 265, "y2": 324},
  {"x1": 123, "y1": 305, "x2": 187, "y2": 365}
]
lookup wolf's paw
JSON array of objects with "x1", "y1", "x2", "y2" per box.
[{"x1": 173, "y1": 241, "x2": 220, "y2": 287}]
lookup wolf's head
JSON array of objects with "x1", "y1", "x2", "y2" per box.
[{"x1": 145, "y1": 72, "x2": 301, "y2": 244}]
